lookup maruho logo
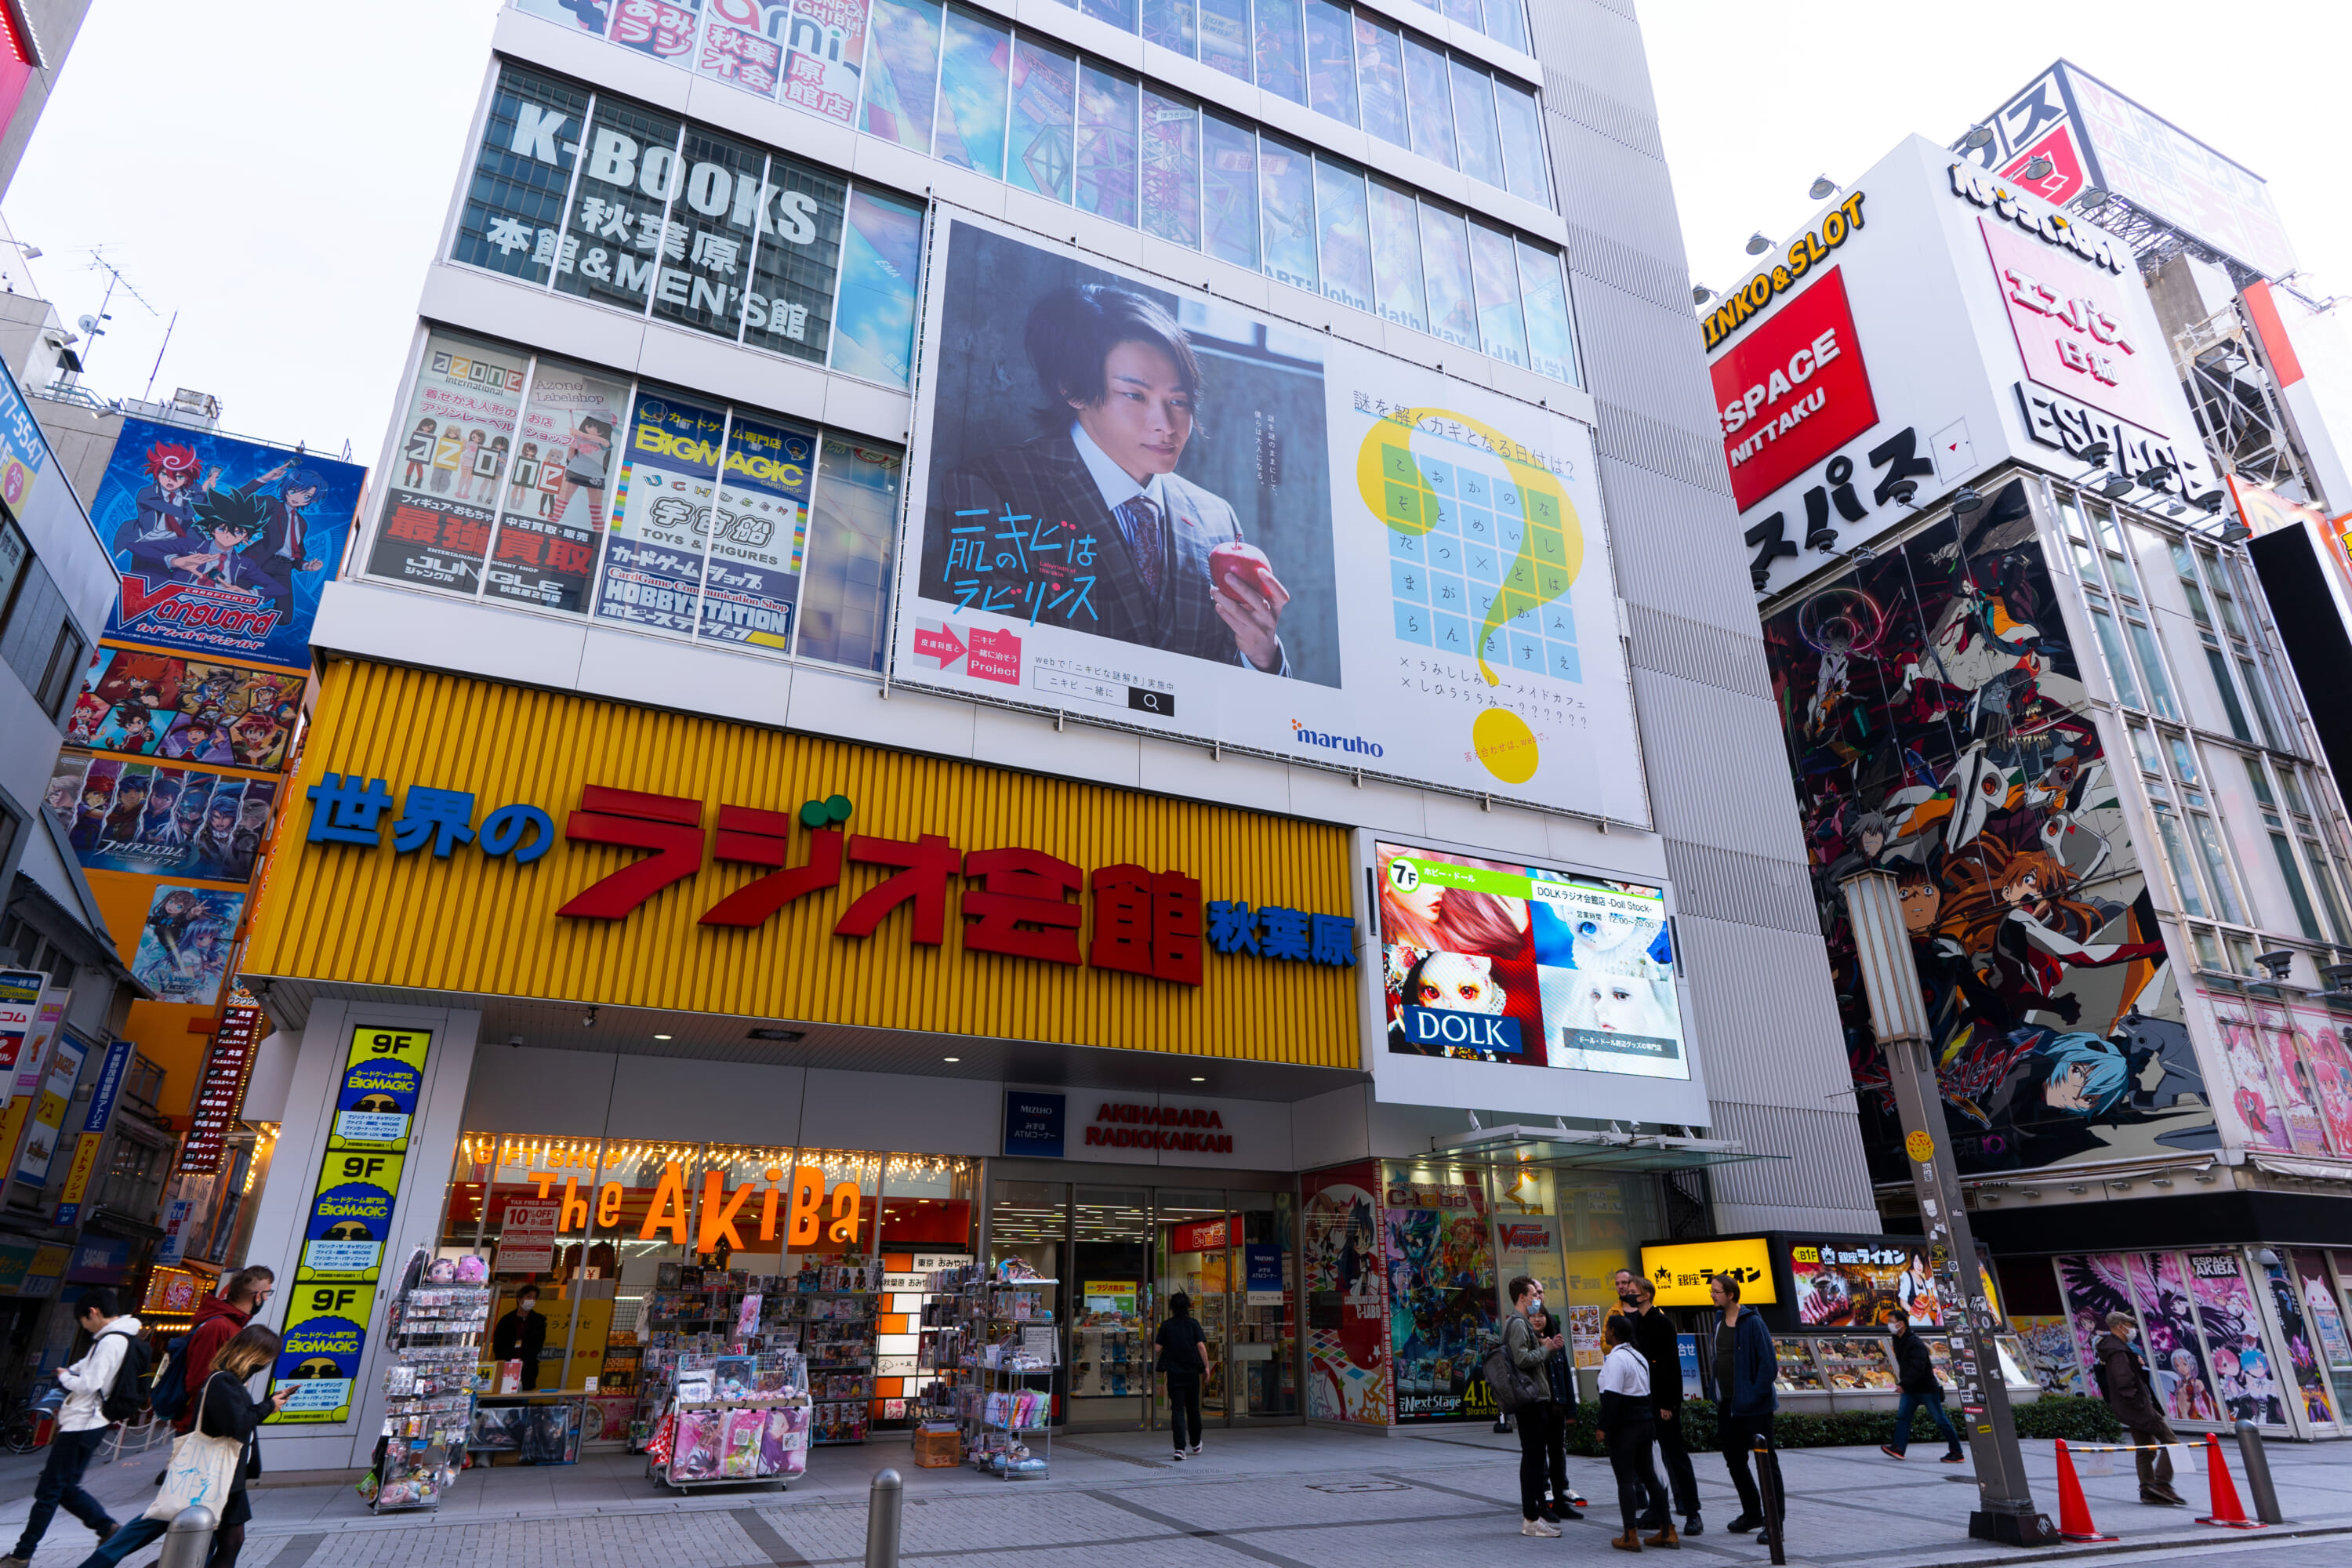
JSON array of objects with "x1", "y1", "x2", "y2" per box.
[{"x1": 1290, "y1": 720, "x2": 1384, "y2": 757}]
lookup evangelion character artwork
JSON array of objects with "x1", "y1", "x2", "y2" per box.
[{"x1": 1762, "y1": 483, "x2": 2213, "y2": 1177}]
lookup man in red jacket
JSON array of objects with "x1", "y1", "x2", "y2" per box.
[{"x1": 174, "y1": 1268, "x2": 274, "y2": 1433}]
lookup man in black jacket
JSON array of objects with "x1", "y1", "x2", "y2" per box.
[
  {"x1": 493, "y1": 1286, "x2": 548, "y2": 1392},
  {"x1": 2096, "y1": 1312, "x2": 2185, "y2": 1504},
  {"x1": 1880, "y1": 1308, "x2": 1965, "y2": 1463},
  {"x1": 1621, "y1": 1276, "x2": 1703, "y2": 1536}
]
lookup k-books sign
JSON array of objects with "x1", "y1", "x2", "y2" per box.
[{"x1": 891, "y1": 209, "x2": 1644, "y2": 826}]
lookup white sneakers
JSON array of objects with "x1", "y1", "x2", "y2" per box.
[
  {"x1": 1189, "y1": 1444, "x2": 1202, "y2": 1455},
  {"x1": 1523, "y1": 1519, "x2": 1563, "y2": 1537}
]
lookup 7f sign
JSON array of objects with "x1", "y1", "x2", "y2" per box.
[{"x1": 1712, "y1": 268, "x2": 1878, "y2": 512}]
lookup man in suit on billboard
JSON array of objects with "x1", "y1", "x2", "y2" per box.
[{"x1": 936, "y1": 285, "x2": 1291, "y2": 673}]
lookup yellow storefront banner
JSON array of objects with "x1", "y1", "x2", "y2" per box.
[
  {"x1": 55, "y1": 1134, "x2": 103, "y2": 1211},
  {"x1": 245, "y1": 661, "x2": 1359, "y2": 1067},
  {"x1": 1639, "y1": 1237, "x2": 1777, "y2": 1307}
]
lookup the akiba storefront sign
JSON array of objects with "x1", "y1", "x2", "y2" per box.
[
  {"x1": 1708, "y1": 136, "x2": 2210, "y2": 600},
  {"x1": 248, "y1": 664, "x2": 1363, "y2": 1065}
]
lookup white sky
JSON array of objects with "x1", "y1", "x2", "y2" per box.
[{"x1": 1, "y1": 1, "x2": 2344, "y2": 472}]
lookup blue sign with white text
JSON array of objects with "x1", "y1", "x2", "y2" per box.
[
  {"x1": 1400, "y1": 1007, "x2": 1523, "y2": 1054},
  {"x1": 1004, "y1": 1091, "x2": 1066, "y2": 1158}
]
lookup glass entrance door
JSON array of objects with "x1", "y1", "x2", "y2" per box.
[
  {"x1": 1069, "y1": 1186, "x2": 1151, "y2": 1428},
  {"x1": 1154, "y1": 1190, "x2": 1231, "y2": 1425},
  {"x1": 1229, "y1": 1192, "x2": 1299, "y2": 1419}
]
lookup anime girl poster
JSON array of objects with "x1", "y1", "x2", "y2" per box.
[
  {"x1": 1761, "y1": 488, "x2": 2203, "y2": 1178},
  {"x1": 2187, "y1": 1253, "x2": 2285, "y2": 1427},
  {"x1": 2262, "y1": 1258, "x2": 2339, "y2": 1428},
  {"x1": 2128, "y1": 1253, "x2": 2220, "y2": 1423},
  {"x1": 129, "y1": 885, "x2": 243, "y2": 1005},
  {"x1": 1302, "y1": 1163, "x2": 1388, "y2": 1425},
  {"x1": 1382, "y1": 1173, "x2": 1496, "y2": 1422},
  {"x1": 2056, "y1": 1254, "x2": 2132, "y2": 1385},
  {"x1": 2291, "y1": 1250, "x2": 2351, "y2": 1385},
  {"x1": 2209, "y1": 1004, "x2": 2292, "y2": 1152},
  {"x1": 2299, "y1": 1020, "x2": 2352, "y2": 1156}
]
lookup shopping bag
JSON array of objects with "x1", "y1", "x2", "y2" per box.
[{"x1": 143, "y1": 1377, "x2": 245, "y2": 1522}]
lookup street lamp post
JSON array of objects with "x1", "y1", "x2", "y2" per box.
[{"x1": 1838, "y1": 868, "x2": 2055, "y2": 1546}]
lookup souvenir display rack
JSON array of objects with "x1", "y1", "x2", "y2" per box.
[
  {"x1": 1763, "y1": 1333, "x2": 2043, "y2": 1412},
  {"x1": 374, "y1": 1250, "x2": 492, "y2": 1513},
  {"x1": 953, "y1": 1261, "x2": 1057, "y2": 1479},
  {"x1": 644, "y1": 1348, "x2": 812, "y2": 1493},
  {"x1": 631, "y1": 1256, "x2": 880, "y2": 1448}
]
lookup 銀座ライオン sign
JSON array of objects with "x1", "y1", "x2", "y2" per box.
[
  {"x1": 243, "y1": 661, "x2": 1361, "y2": 1068},
  {"x1": 1637, "y1": 1237, "x2": 1777, "y2": 1308}
]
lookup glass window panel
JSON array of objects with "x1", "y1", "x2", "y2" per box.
[
  {"x1": 1082, "y1": 0, "x2": 1138, "y2": 30},
  {"x1": 1467, "y1": 219, "x2": 1526, "y2": 366},
  {"x1": 1367, "y1": 179, "x2": 1426, "y2": 332},
  {"x1": 1008, "y1": 38, "x2": 1079, "y2": 203},
  {"x1": 2279, "y1": 768, "x2": 2313, "y2": 817},
  {"x1": 797, "y1": 436, "x2": 904, "y2": 670},
  {"x1": 2245, "y1": 757, "x2": 2279, "y2": 811},
  {"x1": 2171, "y1": 542, "x2": 2214, "y2": 627},
  {"x1": 1198, "y1": 0, "x2": 1251, "y2": 81},
  {"x1": 1076, "y1": 64, "x2": 1142, "y2": 228},
  {"x1": 2205, "y1": 648, "x2": 2253, "y2": 741},
  {"x1": 1303, "y1": 0, "x2": 1356, "y2": 124},
  {"x1": 1482, "y1": 0, "x2": 1529, "y2": 51},
  {"x1": 1201, "y1": 112, "x2": 1258, "y2": 267},
  {"x1": 455, "y1": 66, "x2": 590, "y2": 286},
  {"x1": 933, "y1": 6, "x2": 1012, "y2": 179},
  {"x1": 702, "y1": 413, "x2": 819, "y2": 654},
  {"x1": 860, "y1": 0, "x2": 944, "y2": 151},
  {"x1": 1518, "y1": 238, "x2": 1577, "y2": 386},
  {"x1": 1142, "y1": 90, "x2": 1202, "y2": 249},
  {"x1": 743, "y1": 153, "x2": 848, "y2": 366},
  {"x1": 2305, "y1": 843, "x2": 2350, "y2": 942},
  {"x1": 2057, "y1": 491, "x2": 2099, "y2": 576},
  {"x1": 1438, "y1": 0, "x2": 1481, "y2": 24},
  {"x1": 365, "y1": 331, "x2": 528, "y2": 597},
  {"x1": 2270, "y1": 833, "x2": 2324, "y2": 938},
  {"x1": 1401, "y1": 33, "x2": 1454, "y2": 169},
  {"x1": 1312, "y1": 157, "x2": 1372, "y2": 313},
  {"x1": 1494, "y1": 78, "x2": 1548, "y2": 206},
  {"x1": 1354, "y1": 12, "x2": 1406, "y2": 147},
  {"x1": 2215, "y1": 580, "x2": 2249, "y2": 637},
  {"x1": 2236, "y1": 655, "x2": 2279, "y2": 749},
  {"x1": 2169, "y1": 735, "x2": 2201, "y2": 784},
  {"x1": 1449, "y1": 57, "x2": 1503, "y2": 187},
  {"x1": 1142, "y1": 0, "x2": 1196, "y2": 53},
  {"x1": 485, "y1": 358, "x2": 633, "y2": 617},
  {"x1": 1254, "y1": 0, "x2": 1306, "y2": 105},
  {"x1": 2190, "y1": 813, "x2": 2245, "y2": 924},
  {"x1": 650, "y1": 127, "x2": 767, "y2": 343},
  {"x1": 593, "y1": 386, "x2": 726, "y2": 638},
  {"x1": 2192, "y1": 926, "x2": 2223, "y2": 967},
  {"x1": 1258, "y1": 134, "x2": 1318, "y2": 292},
  {"x1": 2128, "y1": 721, "x2": 2162, "y2": 775},
  {"x1": 780, "y1": 0, "x2": 871, "y2": 125},
  {"x1": 2125, "y1": 618, "x2": 2176, "y2": 718},
  {"x1": 2157, "y1": 811, "x2": 2207, "y2": 918},
  {"x1": 558, "y1": 96, "x2": 685, "y2": 316},
  {"x1": 1419, "y1": 201, "x2": 1476, "y2": 348},
  {"x1": 831, "y1": 186, "x2": 926, "y2": 390},
  {"x1": 2089, "y1": 604, "x2": 2142, "y2": 709}
]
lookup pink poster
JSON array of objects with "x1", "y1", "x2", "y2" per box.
[
  {"x1": 2299, "y1": 1019, "x2": 2352, "y2": 1154},
  {"x1": 1302, "y1": 1163, "x2": 1389, "y2": 1425},
  {"x1": 2205, "y1": 994, "x2": 2290, "y2": 1150},
  {"x1": 2261, "y1": 1258, "x2": 2339, "y2": 1428},
  {"x1": 2261, "y1": 1019, "x2": 2333, "y2": 1156},
  {"x1": 2185, "y1": 1252, "x2": 2285, "y2": 1427}
]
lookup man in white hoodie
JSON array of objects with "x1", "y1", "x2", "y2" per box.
[{"x1": 2, "y1": 1289, "x2": 140, "y2": 1568}]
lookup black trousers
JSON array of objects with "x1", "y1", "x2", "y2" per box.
[
  {"x1": 1607, "y1": 1420, "x2": 1663, "y2": 1534},
  {"x1": 1534, "y1": 1403, "x2": 1572, "y2": 1507},
  {"x1": 1515, "y1": 1403, "x2": 1550, "y2": 1519},
  {"x1": 1719, "y1": 1412, "x2": 1784, "y2": 1525},
  {"x1": 1165, "y1": 1373, "x2": 1201, "y2": 1450},
  {"x1": 1642, "y1": 1409, "x2": 1701, "y2": 1519}
]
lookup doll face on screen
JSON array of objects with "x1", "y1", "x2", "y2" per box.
[{"x1": 1414, "y1": 951, "x2": 1502, "y2": 1013}]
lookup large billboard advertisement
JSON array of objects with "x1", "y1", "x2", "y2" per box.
[
  {"x1": 1708, "y1": 137, "x2": 2212, "y2": 599},
  {"x1": 891, "y1": 209, "x2": 1639, "y2": 822},
  {"x1": 1761, "y1": 488, "x2": 2212, "y2": 1179},
  {"x1": 95, "y1": 417, "x2": 367, "y2": 673}
]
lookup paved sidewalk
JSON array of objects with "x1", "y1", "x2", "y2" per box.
[{"x1": 0, "y1": 1423, "x2": 2343, "y2": 1567}]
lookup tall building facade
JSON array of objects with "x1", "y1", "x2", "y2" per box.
[{"x1": 233, "y1": 0, "x2": 1872, "y2": 1468}]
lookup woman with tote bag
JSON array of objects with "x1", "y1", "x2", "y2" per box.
[{"x1": 79, "y1": 1325, "x2": 288, "y2": 1568}]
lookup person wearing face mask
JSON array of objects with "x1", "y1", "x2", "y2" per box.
[
  {"x1": 1616, "y1": 1275, "x2": 1700, "y2": 1537},
  {"x1": 1528, "y1": 1298, "x2": 1583, "y2": 1523},
  {"x1": 1504, "y1": 1276, "x2": 1568, "y2": 1537}
]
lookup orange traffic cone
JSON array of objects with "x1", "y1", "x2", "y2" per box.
[
  {"x1": 2197, "y1": 1432, "x2": 2266, "y2": 1530},
  {"x1": 2053, "y1": 1440, "x2": 2118, "y2": 1542}
]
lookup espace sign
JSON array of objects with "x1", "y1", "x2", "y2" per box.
[{"x1": 1712, "y1": 268, "x2": 1877, "y2": 511}]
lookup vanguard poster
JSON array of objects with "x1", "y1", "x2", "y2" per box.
[
  {"x1": 890, "y1": 209, "x2": 1642, "y2": 822},
  {"x1": 96, "y1": 416, "x2": 366, "y2": 672}
]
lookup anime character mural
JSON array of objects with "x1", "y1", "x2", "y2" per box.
[
  {"x1": 129, "y1": 885, "x2": 244, "y2": 1005},
  {"x1": 1303, "y1": 1165, "x2": 1389, "y2": 1425},
  {"x1": 1761, "y1": 486, "x2": 2211, "y2": 1177}
]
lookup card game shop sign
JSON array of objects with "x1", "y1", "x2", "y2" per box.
[{"x1": 241, "y1": 661, "x2": 1360, "y2": 1066}]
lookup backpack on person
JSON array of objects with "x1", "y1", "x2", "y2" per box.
[
  {"x1": 99, "y1": 1328, "x2": 155, "y2": 1424},
  {"x1": 147, "y1": 1333, "x2": 193, "y2": 1423}
]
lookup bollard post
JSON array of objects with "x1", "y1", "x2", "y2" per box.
[
  {"x1": 155, "y1": 1505, "x2": 217, "y2": 1568},
  {"x1": 1752, "y1": 1436, "x2": 1786, "y2": 1567},
  {"x1": 864, "y1": 1467, "x2": 904, "y2": 1568},
  {"x1": 2233, "y1": 1421, "x2": 2285, "y2": 1525}
]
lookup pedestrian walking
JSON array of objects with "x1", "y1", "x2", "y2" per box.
[
  {"x1": 172, "y1": 1269, "x2": 272, "y2": 1433},
  {"x1": 2, "y1": 1290, "x2": 143, "y2": 1568},
  {"x1": 1529, "y1": 1303, "x2": 1583, "y2": 1523},
  {"x1": 1617, "y1": 1276, "x2": 1701, "y2": 1535},
  {"x1": 2095, "y1": 1312, "x2": 2186, "y2": 1504},
  {"x1": 1155, "y1": 1291, "x2": 1209, "y2": 1459},
  {"x1": 1599, "y1": 1315, "x2": 1674, "y2": 1552},
  {"x1": 78, "y1": 1324, "x2": 288, "y2": 1568},
  {"x1": 1709, "y1": 1272, "x2": 1782, "y2": 1543},
  {"x1": 1879, "y1": 1309, "x2": 1965, "y2": 1464},
  {"x1": 1504, "y1": 1276, "x2": 1566, "y2": 1537}
]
